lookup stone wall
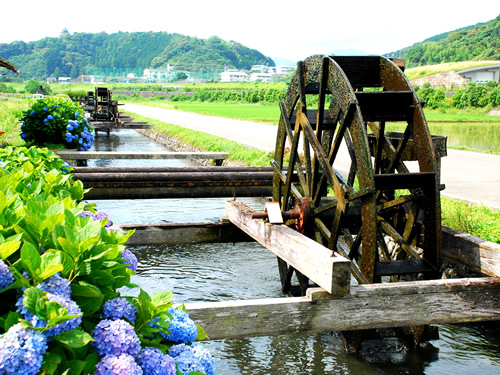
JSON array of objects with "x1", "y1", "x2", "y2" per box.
[{"x1": 410, "y1": 71, "x2": 468, "y2": 89}]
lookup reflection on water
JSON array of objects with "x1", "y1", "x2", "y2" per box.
[{"x1": 88, "y1": 129, "x2": 500, "y2": 374}]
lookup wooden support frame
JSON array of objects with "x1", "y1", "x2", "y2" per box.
[
  {"x1": 225, "y1": 200, "x2": 351, "y2": 295},
  {"x1": 186, "y1": 278, "x2": 500, "y2": 340},
  {"x1": 55, "y1": 150, "x2": 229, "y2": 161}
]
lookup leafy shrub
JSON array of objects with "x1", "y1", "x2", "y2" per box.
[
  {"x1": 19, "y1": 97, "x2": 94, "y2": 150},
  {"x1": 0, "y1": 147, "x2": 213, "y2": 374}
]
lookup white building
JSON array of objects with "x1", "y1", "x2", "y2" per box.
[
  {"x1": 249, "y1": 72, "x2": 273, "y2": 82},
  {"x1": 143, "y1": 68, "x2": 175, "y2": 81},
  {"x1": 276, "y1": 65, "x2": 296, "y2": 75},
  {"x1": 457, "y1": 65, "x2": 500, "y2": 83},
  {"x1": 220, "y1": 70, "x2": 249, "y2": 82},
  {"x1": 251, "y1": 65, "x2": 270, "y2": 72}
]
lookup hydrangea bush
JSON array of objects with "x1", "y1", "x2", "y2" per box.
[
  {"x1": 19, "y1": 97, "x2": 94, "y2": 150},
  {"x1": 0, "y1": 147, "x2": 213, "y2": 375}
]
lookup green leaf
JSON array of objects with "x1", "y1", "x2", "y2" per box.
[
  {"x1": 23, "y1": 287, "x2": 45, "y2": 316},
  {"x1": 40, "y1": 213, "x2": 65, "y2": 243},
  {"x1": 151, "y1": 291, "x2": 173, "y2": 309},
  {"x1": 0, "y1": 240, "x2": 21, "y2": 259},
  {"x1": 41, "y1": 351, "x2": 63, "y2": 375},
  {"x1": 57, "y1": 237, "x2": 79, "y2": 259},
  {"x1": 53, "y1": 329, "x2": 94, "y2": 348},
  {"x1": 21, "y1": 242, "x2": 41, "y2": 279},
  {"x1": 196, "y1": 324, "x2": 209, "y2": 341},
  {"x1": 63, "y1": 359, "x2": 87, "y2": 375},
  {"x1": 39, "y1": 251, "x2": 65, "y2": 280},
  {"x1": 3, "y1": 311, "x2": 22, "y2": 331}
]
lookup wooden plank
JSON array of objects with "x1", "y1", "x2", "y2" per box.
[
  {"x1": 442, "y1": 226, "x2": 500, "y2": 277},
  {"x1": 119, "y1": 220, "x2": 252, "y2": 246},
  {"x1": 185, "y1": 277, "x2": 500, "y2": 340},
  {"x1": 83, "y1": 185, "x2": 272, "y2": 199},
  {"x1": 55, "y1": 150, "x2": 229, "y2": 160},
  {"x1": 225, "y1": 200, "x2": 351, "y2": 295}
]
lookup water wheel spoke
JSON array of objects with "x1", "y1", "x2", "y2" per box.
[
  {"x1": 378, "y1": 216, "x2": 420, "y2": 259},
  {"x1": 299, "y1": 108, "x2": 349, "y2": 212},
  {"x1": 271, "y1": 160, "x2": 302, "y2": 201}
]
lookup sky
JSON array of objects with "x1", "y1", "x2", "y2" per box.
[{"x1": 1, "y1": 0, "x2": 499, "y2": 63}]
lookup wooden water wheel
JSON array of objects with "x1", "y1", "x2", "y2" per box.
[{"x1": 272, "y1": 55, "x2": 445, "y2": 297}]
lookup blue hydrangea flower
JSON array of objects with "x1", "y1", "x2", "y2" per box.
[
  {"x1": 0, "y1": 259, "x2": 15, "y2": 290},
  {"x1": 37, "y1": 273, "x2": 71, "y2": 299},
  {"x1": 80, "y1": 211, "x2": 93, "y2": 218},
  {"x1": 191, "y1": 344, "x2": 215, "y2": 375},
  {"x1": 30, "y1": 110, "x2": 36, "y2": 115},
  {"x1": 21, "y1": 133, "x2": 27, "y2": 139},
  {"x1": 169, "y1": 344, "x2": 215, "y2": 375},
  {"x1": 92, "y1": 319, "x2": 141, "y2": 358},
  {"x1": 161, "y1": 308, "x2": 197, "y2": 344},
  {"x1": 43, "y1": 106, "x2": 48, "y2": 111},
  {"x1": 95, "y1": 353, "x2": 143, "y2": 375},
  {"x1": 43, "y1": 118, "x2": 48, "y2": 123},
  {"x1": 101, "y1": 298, "x2": 137, "y2": 323},
  {"x1": 174, "y1": 350, "x2": 205, "y2": 375},
  {"x1": 121, "y1": 249, "x2": 138, "y2": 272},
  {"x1": 16, "y1": 292, "x2": 82, "y2": 337},
  {"x1": 75, "y1": 111, "x2": 79, "y2": 118},
  {"x1": 137, "y1": 347, "x2": 176, "y2": 375},
  {"x1": 0, "y1": 323, "x2": 48, "y2": 375},
  {"x1": 47, "y1": 115, "x2": 54, "y2": 120}
]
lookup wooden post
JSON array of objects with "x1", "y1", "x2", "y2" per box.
[{"x1": 225, "y1": 200, "x2": 351, "y2": 295}]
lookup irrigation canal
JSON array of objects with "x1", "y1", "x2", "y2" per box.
[{"x1": 85, "y1": 129, "x2": 500, "y2": 374}]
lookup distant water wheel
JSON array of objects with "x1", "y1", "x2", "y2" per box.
[{"x1": 273, "y1": 55, "x2": 444, "y2": 297}]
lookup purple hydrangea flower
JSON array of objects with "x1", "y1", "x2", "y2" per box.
[
  {"x1": 137, "y1": 347, "x2": 176, "y2": 375},
  {"x1": 16, "y1": 292, "x2": 82, "y2": 337},
  {"x1": 174, "y1": 350, "x2": 205, "y2": 375},
  {"x1": 121, "y1": 249, "x2": 138, "y2": 272},
  {"x1": 37, "y1": 273, "x2": 71, "y2": 299},
  {"x1": 95, "y1": 353, "x2": 143, "y2": 375},
  {"x1": 92, "y1": 319, "x2": 141, "y2": 358},
  {"x1": 101, "y1": 297, "x2": 137, "y2": 323},
  {"x1": 80, "y1": 210, "x2": 93, "y2": 218},
  {"x1": 169, "y1": 344, "x2": 215, "y2": 375},
  {"x1": 0, "y1": 323, "x2": 48, "y2": 375},
  {"x1": 0, "y1": 259, "x2": 15, "y2": 290},
  {"x1": 161, "y1": 308, "x2": 197, "y2": 344}
]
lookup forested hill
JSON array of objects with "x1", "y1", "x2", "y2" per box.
[
  {"x1": 0, "y1": 31, "x2": 275, "y2": 80},
  {"x1": 386, "y1": 15, "x2": 500, "y2": 67}
]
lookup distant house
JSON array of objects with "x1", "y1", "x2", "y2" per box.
[
  {"x1": 58, "y1": 77, "x2": 71, "y2": 83},
  {"x1": 276, "y1": 66, "x2": 295, "y2": 75},
  {"x1": 143, "y1": 68, "x2": 176, "y2": 82},
  {"x1": 74, "y1": 75, "x2": 95, "y2": 84},
  {"x1": 220, "y1": 70, "x2": 248, "y2": 82},
  {"x1": 46, "y1": 77, "x2": 56, "y2": 84},
  {"x1": 251, "y1": 65, "x2": 270, "y2": 73},
  {"x1": 457, "y1": 64, "x2": 500, "y2": 83},
  {"x1": 249, "y1": 72, "x2": 273, "y2": 82}
]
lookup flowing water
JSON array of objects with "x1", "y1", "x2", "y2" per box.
[{"x1": 87, "y1": 129, "x2": 500, "y2": 375}]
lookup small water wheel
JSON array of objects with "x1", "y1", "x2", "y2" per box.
[{"x1": 272, "y1": 55, "x2": 445, "y2": 296}]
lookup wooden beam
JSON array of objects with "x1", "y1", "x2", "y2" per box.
[
  {"x1": 225, "y1": 200, "x2": 351, "y2": 295},
  {"x1": 185, "y1": 277, "x2": 500, "y2": 340},
  {"x1": 119, "y1": 220, "x2": 252, "y2": 246},
  {"x1": 55, "y1": 150, "x2": 229, "y2": 161},
  {"x1": 442, "y1": 226, "x2": 500, "y2": 277}
]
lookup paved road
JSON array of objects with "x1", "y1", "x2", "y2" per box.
[{"x1": 123, "y1": 103, "x2": 500, "y2": 209}]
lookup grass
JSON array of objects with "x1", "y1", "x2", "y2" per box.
[
  {"x1": 442, "y1": 198, "x2": 500, "y2": 243},
  {"x1": 0, "y1": 97, "x2": 29, "y2": 147}
]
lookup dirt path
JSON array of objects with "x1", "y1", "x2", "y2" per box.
[{"x1": 123, "y1": 103, "x2": 500, "y2": 209}]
